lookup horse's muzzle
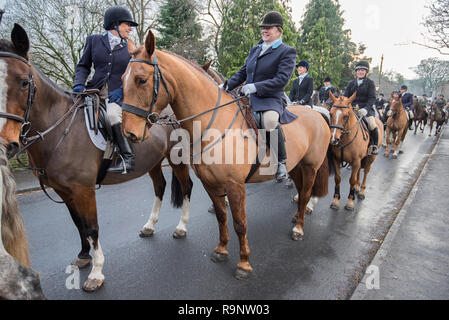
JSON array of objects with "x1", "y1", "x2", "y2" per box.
[{"x1": 6, "y1": 142, "x2": 20, "y2": 159}]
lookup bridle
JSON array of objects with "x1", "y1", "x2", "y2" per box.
[
  {"x1": 329, "y1": 104, "x2": 352, "y2": 134},
  {"x1": 0, "y1": 51, "x2": 37, "y2": 145},
  {"x1": 121, "y1": 53, "x2": 172, "y2": 125}
]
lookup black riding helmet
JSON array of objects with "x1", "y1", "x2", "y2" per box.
[
  {"x1": 355, "y1": 60, "x2": 370, "y2": 72},
  {"x1": 103, "y1": 6, "x2": 138, "y2": 31},
  {"x1": 259, "y1": 11, "x2": 284, "y2": 29}
]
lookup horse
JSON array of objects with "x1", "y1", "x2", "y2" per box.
[
  {"x1": 411, "y1": 97, "x2": 427, "y2": 135},
  {"x1": 383, "y1": 93, "x2": 408, "y2": 159},
  {"x1": 328, "y1": 91, "x2": 384, "y2": 211},
  {"x1": 120, "y1": 30, "x2": 331, "y2": 279},
  {"x1": 0, "y1": 144, "x2": 45, "y2": 299},
  {"x1": 0, "y1": 24, "x2": 194, "y2": 292},
  {"x1": 428, "y1": 102, "x2": 445, "y2": 136}
]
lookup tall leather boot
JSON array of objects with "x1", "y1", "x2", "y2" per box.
[
  {"x1": 108, "y1": 123, "x2": 135, "y2": 174},
  {"x1": 273, "y1": 124, "x2": 288, "y2": 182},
  {"x1": 368, "y1": 127, "x2": 379, "y2": 156}
]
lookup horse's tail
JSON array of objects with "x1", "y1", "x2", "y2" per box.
[
  {"x1": 311, "y1": 147, "x2": 333, "y2": 198},
  {"x1": 171, "y1": 171, "x2": 184, "y2": 208},
  {"x1": 0, "y1": 146, "x2": 31, "y2": 268}
]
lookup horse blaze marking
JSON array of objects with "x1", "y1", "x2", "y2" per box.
[
  {"x1": 0, "y1": 60, "x2": 8, "y2": 131},
  {"x1": 332, "y1": 110, "x2": 341, "y2": 141}
]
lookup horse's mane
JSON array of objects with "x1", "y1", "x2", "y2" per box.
[
  {"x1": 162, "y1": 50, "x2": 218, "y2": 86},
  {"x1": 0, "y1": 145, "x2": 30, "y2": 268}
]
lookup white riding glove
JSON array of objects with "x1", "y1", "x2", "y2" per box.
[
  {"x1": 358, "y1": 108, "x2": 368, "y2": 117},
  {"x1": 241, "y1": 84, "x2": 257, "y2": 96}
]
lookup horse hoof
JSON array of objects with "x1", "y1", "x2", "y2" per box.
[
  {"x1": 358, "y1": 194, "x2": 366, "y2": 200},
  {"x1": 345, "y1": 205, "x2": 354, "y2": 212},
  {"x1": 235, "y1": 268, "x2": 252, "y2": 280},
  {"x1": 306, "y1": 208, "x2": 313, "y2": 215},
  {"x1": 208, "y1": 205, "x2": 216, "y2": 214},
  {"x1": 139, "y1": 228, "x2": 154, "y2": 238},
  {"x1": 71, "y1": 257, "x2": 91, "y2": 269},
  {"x1": 82, "y1": 278, "x2": 104, "y2": 293},
  {"x1": 399, "y1": 150, "x2": 404, "y2": 154},
  {"x1": 285, "y1": 180, "x2": 294, "y2": 189},
  {"x1": 211, "y1": 252, "x2": 229, "y2": 263},
  {"x1": 330, "y1": 204, "x2": 339, "y2": 210},
  {"x1": 173, "y1": 229, "x2": 187, "y2": 239},
  {"x1": 392, "y1": 154, "x2": 398, "y2": 160},
  {"x1": 292, "y1": 231, "x2": 303, "y2": 241}
]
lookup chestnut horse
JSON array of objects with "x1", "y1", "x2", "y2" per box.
[
  {"x1": 328, "y1": 91, "x2": 384, "y2": 211},
  {"x1": 383, "y1": 93, "x2": 408, "y2": 159},
  {"x1": 121, "y1": 30, "x2": 331, "y2": 279},
  {"x1": 0, "y1": 24, "x2": 193, "y2": 292},
  {"x1": 411, "y1": 97, "x2": 427, "y2": 135},
  {"x1": 428, "y1": 102, "x2": 444, "y2": 136}
]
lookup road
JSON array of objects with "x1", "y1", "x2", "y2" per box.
[{"x1": 18, "y1": 130, "x2": 438, "y2": 300}]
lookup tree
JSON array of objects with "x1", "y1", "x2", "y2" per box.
[
  {"x1": 419, "y1": 0, "x2": 449, "y2": 55},
  {"x1": 0, "y1": 0, "x2": 158, "y2": 88},
  {"x1": 217, "y1": 0, "x2": 275, "y2": 77},
  {"x1": 412, "y1": 58, "x2": 449, "y2": 95},
  {"x1": 298, "y1": 0, "x2": 359, "y2": 89},
  {"x1": 157, "y1": 0, "x2": 209, "y2": 63}
]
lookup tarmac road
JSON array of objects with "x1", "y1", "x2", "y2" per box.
[{"x1": 17, "y1": 129, "x2": 439, "y2": 300}]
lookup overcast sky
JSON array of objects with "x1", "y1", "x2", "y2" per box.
[{"x1": 291, "y1": 0, "x2": 441, "y2": 79}]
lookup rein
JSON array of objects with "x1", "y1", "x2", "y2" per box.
[{"x1": 329, "y1": 104, "x2": 367, "y2": 167}]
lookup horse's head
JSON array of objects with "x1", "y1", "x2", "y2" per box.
[
  {"x1": 328, "y1": 90, "x2": 356, "y2": 145},
  {"x1": 122, "y1": 30, "x2": 173, "y2": 143},
  {"x1": 389, "y1": 93, "x2": 403, "y2": 114},
  {"x1": 0, "y1": 24, "x2": 33, "y2": 158}
]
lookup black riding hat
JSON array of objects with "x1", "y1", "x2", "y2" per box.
[
  {"x1": 296, "y1": 60, "x2": 309, "y2": 70},
  {"x1": 400, "y1": 85, "x2": 408, "y2": 90},
  {"x1": 259, "y1": 11, "x2": 284, "y2": 29},
  {"x1": 355, "y1": 60, "x2": 370, "y2": 71},
  {"x1": 324, "y1": 77, "x2": 331, "y2": 83},
  {"x1": 103, "y1": 6, "x2": 138, "y2": 30}
]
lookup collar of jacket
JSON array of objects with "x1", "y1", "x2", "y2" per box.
[{"x1": 101, "y1": 32, "x2": 127, "y2": 53}]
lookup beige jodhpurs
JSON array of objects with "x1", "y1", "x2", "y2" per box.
[
  {"x1": 106, "y1": 100, "x2": 122, "y2": 126},
  {"x1": 262, "y1": 110, "x2": 280, "y2": 130}
]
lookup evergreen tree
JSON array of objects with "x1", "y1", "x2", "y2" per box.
[
  {"x1": 157, "y1": 0, "x2": 209, "y2": 63},
  {"x1": 298, "y1": 0, "x2": 358, "y2": 89},
  {"x1": 217, "y1": 0, "x2": 275, "y2": 77}
]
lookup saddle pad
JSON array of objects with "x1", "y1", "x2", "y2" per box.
[
  {"x1": 310, "y1": 105, "x2": 330, "y2": 123},
  {"x1": 84, "y1": 107, "x2": 107, "y2": 151}
]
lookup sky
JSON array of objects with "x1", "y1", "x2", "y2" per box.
[{"x1": 290, "y1": 0, "x2": 440, "y2": 79}]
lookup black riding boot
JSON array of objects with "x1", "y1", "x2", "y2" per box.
[
  {"x1": 108, "y1": 123, "x2": 135, "y2": 174},
  {"x1": 272, "y1": 125, "x2": 288, "y2": 182},
  {"x1": 368, "y1": 127, "x2": 379, "y2": 156}
]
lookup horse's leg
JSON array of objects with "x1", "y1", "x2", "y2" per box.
[
  {"x1": 171, "y1": 163, "x2": 193, "y2": 239},
  {"x1": 291, "y1": 164, "x2": 317, "y2": 240},
  {"x1": 384, "y1": 128, "x2": 390, "y2": 157},
  {"x1": 391, "y1": 131, "x2": 400, "y2": 159},
  {"x1": 225, "y1": 181, "x2": 252, "y2": 279},
  {"x1": 429, "y1": 121, "x2": 433, "y2": 136},
  {"x1": 330, "y1": 156, "x2": 341, "y2": 210},
  {"x1": 208, "y1": 189, "x2": 229, "y2": 263},
  {"x1": 139, "y1": 161, "x2": 166, "y2": 238},
  {"x1": 414, "y1": 120, "x2": 418, "y2": 135},
  {"x1": 345, "y1": 161, "x2": 361, "y2": 211},
  {"x1": 59, "y1": 186, "x2": 104, "y2": 292},
  {"x1": 306, "y1": 197, "x2": 318, "y2": 215},
  {"x1": 358, "y1": 157, "x2": 375, "y2": 200}
]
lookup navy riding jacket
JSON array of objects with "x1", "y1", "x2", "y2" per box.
[
  {"x1": 74, "y1": 33, "x2": 130, "y2": 97},
  {"x1": 344, "y1": 77, "x2": 376, "y2": 109},
  {"x1": 401, "y1": 92, "x2": 413, "y2": 109},
  {"x1": 289, "y1": 75, "x2": 314, "y2": 106},
  {"x1": 227, "y1": 40, "x2": 298, "y2": 124}
]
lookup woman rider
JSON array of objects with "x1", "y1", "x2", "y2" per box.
[
  {"x1": 344, "y1": 60, "x2": 379, "y2": 155},
  {"x1": 224, "y1": 11, "x2": 297, "y2": 181},
  {"x1": 73, "y1": 6, "x2": 138, "y2": 174}
]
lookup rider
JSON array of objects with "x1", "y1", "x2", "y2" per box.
[
  {"x1": 375, "y1": 93, "x2": 387, "y2": 116},
  {"x1": 289, "y1": 60, "x2": 314, "y2": 106},
  {"x1": 73, "y1": 5, "x2": 138, "y2": 174},
  {"x1": 318, "y1": 77, "x2": 336, "y2": 105},
  {"x1": 224, "y1": 10, "x2": 297, "y2": 182},
  {"x1": 344, "y1": 60, "x2": 379, "y2": 155},
  {"x1": 436, "y1": 94, "x2": 448, "y2": 123},
  {"x1": 400, "y1": 85, "x2": 414, "y2": 130}
]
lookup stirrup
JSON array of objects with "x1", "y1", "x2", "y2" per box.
[
  {"x1": 368, "y1": 145, "x2": 378, "y2": 156},
  {"x1": 108, "y1": 154, "x2": 128, "y2": 174}
]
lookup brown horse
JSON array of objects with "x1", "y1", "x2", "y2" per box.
[
  {"x1": 121, "y1": 30, "x2": 331, "y2": 279},
  {"x1": 0, "y1": 24, "x2": 194, "y2": 292},
  {"x1": 383, "y1": 93, "x2": 408, "y2": 159},
  {"x1": 428, "y1": 102, "x2": 444, "y2": 136},
  {"x1": 328, "y1": 91, "x2": 384, "y2": 211},
  {"x1": 411, "y1": 97, "x2": 427, "y2": 134}
]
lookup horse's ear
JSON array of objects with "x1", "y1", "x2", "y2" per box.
[
  {"x1": 348, "y1": 91, "x2": 357, "y2": 104},
  {"x1": 202, "y1": 61, "x2": 212, "y2": 72},
  {"x1": 128, "y1": 38, "x2": 137, "y2": 56},
  {"x1": 329, "y1": 90, "x2": 337, "y2": 103},
  {"x1": 145, "y1": 30, "x2": 156, "y2": 57},
  {"x1": 11, "y1": 23, "x2": 30, "y2": 59}
]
